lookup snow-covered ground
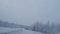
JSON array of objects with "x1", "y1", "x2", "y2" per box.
[
  {"x1": 0, "y1": 27, "x2": 60, "y2": 34},
  {"x1": 0, "y1": 27, "x2": 45, "y2": 34},
  {"x1": 8, "y1": 29, "x2": 45, "y2": 34},
  {"x1": 0, "y1": 27, "x2": 22, "y2": 33}
]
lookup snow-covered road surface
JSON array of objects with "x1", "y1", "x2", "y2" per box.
[{"x1": 0, "y1": 27, "x2": 45, "y2": 34}]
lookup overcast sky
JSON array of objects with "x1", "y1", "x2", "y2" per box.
[{"x1": 0, "y1": 0, "x2": 60, "y2": 26}]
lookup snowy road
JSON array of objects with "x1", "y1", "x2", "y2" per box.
[{"x1": 0, "y1": 27, "x2": 45, "y2": 34}]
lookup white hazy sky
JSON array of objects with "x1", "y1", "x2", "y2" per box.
[{"x1": 0, "y1": 0, "x2": 60, "y2": 26}]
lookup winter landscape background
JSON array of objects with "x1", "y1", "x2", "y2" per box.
[{"x1": 0, "y1": 0, "x2": 60, "y2": 34}]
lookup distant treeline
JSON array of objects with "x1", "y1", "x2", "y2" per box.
[
  {"x1": 0, "y1": 20, "x2": 28, "y2": 28},
  {"x1": 31, "y1": 21, "x2": 60, "y2": 33},
  {"x1": 0, "y1": 20, "x2": 31, "y2": 29}
]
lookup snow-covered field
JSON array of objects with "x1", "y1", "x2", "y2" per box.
[
  {"x1": 0, "y1": 27, "x2": 22, "y2": 34},
  {"x1": 0, "y1": 27, "x2": 45, "y2": 34},
  {"x1": 0, "y1": 27, "x2": 60, "y2": 34}
]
